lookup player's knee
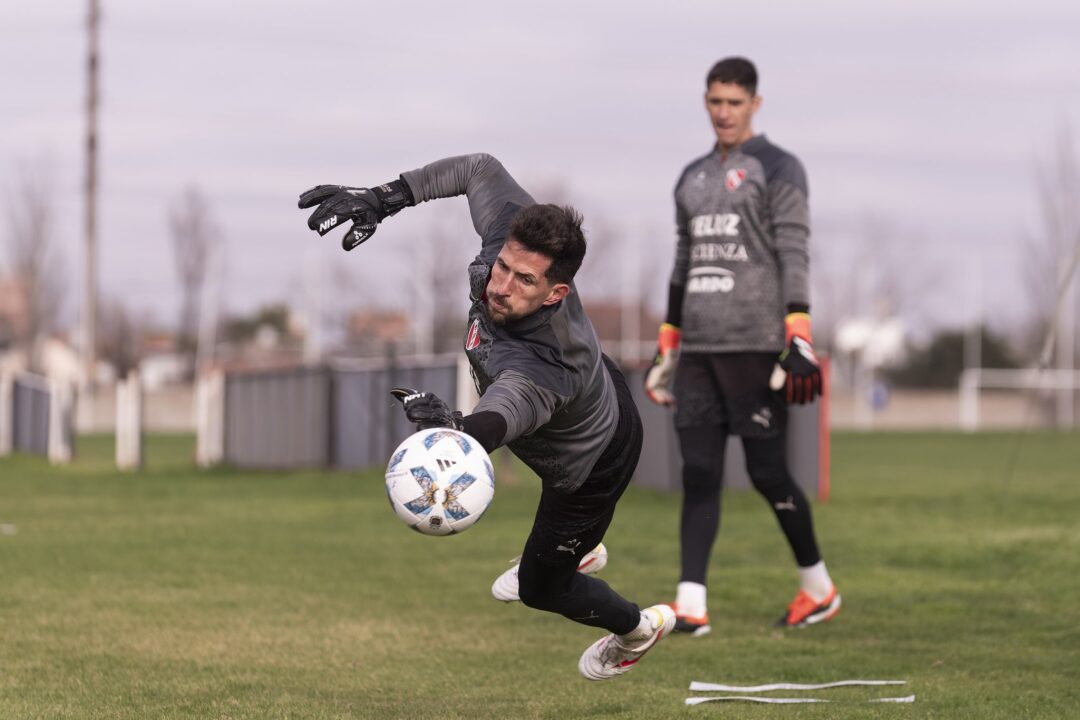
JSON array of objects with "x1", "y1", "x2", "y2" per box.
[
  {"x1": 744, "y1": 444, "x2": 792, "y2": 498},
  {"x1": 517, "y1": 560, "x2": 568, "y2": 612},
  {"x1": 748, "y1": 468, "x2": 802, "y2": 506},
  {"x1": 518, "y1": 583, "x2": 555, "y2": 611},
  {"x1": 681, "y1": 447, "x2": 723, "y2": 492},
  {"x1": 678, "y1": 426, "x2": 725, "y2": 483},
  {"x1": 747, "y1": 465, "x2": 792, "y2": 497}
]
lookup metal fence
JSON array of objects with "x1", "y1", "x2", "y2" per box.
[
  {"x1": 0, "y1": 373, "x2": 74, "y2": 463},
  {"x1": 12, "y1": 374, "x2": 50, "y2": 455},
  {"x1": 224, "y1": 366, "x2": 331, "y2": 469},
  {"x1": 213, "y1": 356, "x2": 825, "y2": 498},
  {"x1": 219, "y1": 357, "x2": 460, "y2": 470},
  {"x1": 332, "y1": 357, "x2": 458, "y2": 470}
]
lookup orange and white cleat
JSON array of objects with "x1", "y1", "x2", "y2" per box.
[
  {"x1": 775, "y1": 587, "x2": 842, "y2": 628},
  {"x1": 672, "y1": 604, "x2": 711, "y2": 637},
  {"x1": 578, "y1": 604, "x2": 676, "y2": 680},
  {"x1": 491, "y1": 543, "x2": 608, "y2": 603}
]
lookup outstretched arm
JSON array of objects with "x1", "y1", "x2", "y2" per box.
[
  {"x1": 298, "y1": 154, "x2": 533, "y2": 251},
  {"x1": 392, "y1": 367, "x2": 566, "y2": 454},
  {"x1": 401, "y1": 153, "x2": 534, "y2": 243}
]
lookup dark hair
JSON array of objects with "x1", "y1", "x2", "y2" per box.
[
  {"x1": 507, "y1": 204, "x2": 586, "y2": 285},
  {"x1": 706, "y1": 57, "x2": 758, "y2": 95}
]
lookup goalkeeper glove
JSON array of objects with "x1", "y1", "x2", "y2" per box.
[
  {"x1": 644, "y1": 323, "x2": 681, "y2": 406},
  {"x1": 297, "y1": 179, "x2": 412, "y2": 251},
  {"x1": 771, "y1": 312, "x2": 822, "y2": 405},
  {"x1": 390, "y1": 387, "x2": 465, "y2": 431}
]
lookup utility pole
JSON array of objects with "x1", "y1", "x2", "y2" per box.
[{"x1": 83, "y1": 0, "x2": 100, "y2": 390}]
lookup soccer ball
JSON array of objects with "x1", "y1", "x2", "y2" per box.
[{"x1": 384, "y1": 428, "x2": 495, "y2": 536}]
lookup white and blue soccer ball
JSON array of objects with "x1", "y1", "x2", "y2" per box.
[{"x1": 384, "y1": 428, "x2": 495, "y2": 536}]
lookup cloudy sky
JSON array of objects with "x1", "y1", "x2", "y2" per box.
[{"x1": 2, "y1": 0, "x2": 1079, "y2": 345}]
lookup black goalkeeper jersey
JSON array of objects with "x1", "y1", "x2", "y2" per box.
[{"x1": 401, "y1": 154, "x2": 618, "y2": 492}]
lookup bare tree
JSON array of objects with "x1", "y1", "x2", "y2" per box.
[
  {"x1": 169, "y1": 186, "x2": 217, "y2": 372},
  {"x1": 97, "y1": 296, "x2": 142, "y2": 380},
  {"x1": 2, "y1": 162, "x2": 66, "y2": 372},
  {"x1": 1019, "y1": 122, "x2": 1080, "y2": 427},
  {"x1": 403, "y1": 215, "x2": 473, "y2": 355},
  {"x1": 1023, "y1": 123, "x2": 1080, "y2": 363}
]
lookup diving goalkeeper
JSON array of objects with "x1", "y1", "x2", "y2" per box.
[{"x1": 298, "y1": 154, "x2": 674, "y2": 680}]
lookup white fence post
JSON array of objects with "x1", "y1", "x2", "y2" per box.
[
  {"x1": 456, "y1": 354, "x2": 480, "y2": 414},
  {"x1": 47, "y1": 379, "x2": 74, "y2": 464},
  {"x1": 959, "y1": 368, "x2": 980, "y2": 433},
  {"x1": 116, "y1": 372, "x2": 143, "y2": 470},
  {"x1": 195, "y1": 370, "x2": 225, "y2": 467},
  {"x1": 0, "y1": 372, "x2": 12, "y2": 456}
]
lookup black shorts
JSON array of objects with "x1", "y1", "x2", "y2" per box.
[
  {"x1": 522, "y1": 356, "x2": 643, "y2": 568},
  {"x1": 673, "y1": 352, "x2": 786, "y2": 438}
]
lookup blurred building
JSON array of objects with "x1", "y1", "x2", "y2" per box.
[
  {"x1": 344, "y1": 309, "x2": 411, "y2": 357},
  {"x1": 581, "y1": 299, "x2": 662, "y2": 368},
  {"x1": 0, "y1": 277, "x2": 30, "y2": 346}
]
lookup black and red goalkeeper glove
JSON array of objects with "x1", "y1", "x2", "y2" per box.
[{"x1": 773, "y1": 313, "x2": 822, "y2": 405}]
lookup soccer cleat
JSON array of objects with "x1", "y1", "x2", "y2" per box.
[
  {"x1": 491, "y1": 543, "x2": 608, "y2": 603},
  {"x1": 775, "y1": 587, "x2": 841, "y2": 628},
  {"x1": 672, "y1": 604, "x2": 711, "y2": 637},
  {"x1": 578, "y1": 604, "x2": 676, "y2": 680}
]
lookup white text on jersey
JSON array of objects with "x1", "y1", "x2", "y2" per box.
[
  {"x1": 691, "y1": 242, "x2": 749, "y2": 262},
  {"x1": 690, "y1": 213, "x2": 740, "y2": 238}
]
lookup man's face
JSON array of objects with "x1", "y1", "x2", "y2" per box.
[
  {"x1": 704, "y1": 81, "x2": 761, "y2": 150},
  {"x1": 485, "y1": 238, "x2": 569, "y2": 325}
]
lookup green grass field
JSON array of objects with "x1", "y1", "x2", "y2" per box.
[{"x1": 1, "y1": 432, "x2": 1078, "y2": 719}]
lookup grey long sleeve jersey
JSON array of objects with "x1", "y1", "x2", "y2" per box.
[
  {"x1": 670, "y1": 134, "x2": 811, "y2": 353},
  {"x1": 401, "y1": 154, "x2": 618, "y2": 492}
]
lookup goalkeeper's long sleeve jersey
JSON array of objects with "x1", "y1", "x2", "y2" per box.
[
  {"x1": 669, "y1": 134, "x2": 811, "y2": 353},
  {"x1": 401, "y1": 154, "x2": 618, "y2": 492}
]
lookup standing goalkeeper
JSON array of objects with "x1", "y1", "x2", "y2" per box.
[
  {"x1": 646, "y1": 57, "x2": 840, "y2": 634},
  {"x1": 298, "y1": 153, "x2": 675, "y2": 680}
]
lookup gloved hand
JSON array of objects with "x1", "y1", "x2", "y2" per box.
[
  {"x1": 771, "y1": 312, "x2": 822, "y2": 405},
  {"x1": 644, "y1": 323, "x2": 681, "y2": 406},
  {"x1": 390, "y1": 387, "x2": 465, "y2": 431},
  {"x1": 298, "y1": 179, "x2": 412, "y2": 251}
]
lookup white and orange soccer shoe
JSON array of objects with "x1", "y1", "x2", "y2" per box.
[
  {"x1": 578, "y1": 604, "x2": 676, "y2": 680},
  {"x1": 491, "y1": 543, "x2": 608, "y2": 603},
  {"x1": 672, "y1": 604, "x2": 712, "y2": 637},
  {"x1": 775, "y1": 587, "x2": 842, "y2": 628}
]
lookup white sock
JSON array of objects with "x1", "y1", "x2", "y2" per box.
[
  {"x1": 798, "y1": 561, "x2": 834, "y2": 602},
  {"x1": 619, "y1": 607, "x2": 663, "y2": 644},
  {"x1": 675, "y1": 581, "x2": 707, "y2": 618}
]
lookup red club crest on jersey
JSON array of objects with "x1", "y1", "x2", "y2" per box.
[
  {"x1": 725, "y1": 168, "x2": 747, "y2": 191},
  {"x1": 465, "y1": 318, "x2": 481, "y2": 350}
]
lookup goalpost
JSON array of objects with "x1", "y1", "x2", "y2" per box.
[{"x1": 958, "y1": 367, "x2": 1080, "y2": 432}]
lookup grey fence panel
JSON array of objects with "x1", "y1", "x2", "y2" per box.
[
  {"x1": 626, "y1": 366, "x2": 822, "y2": 498},
  {"x1": 224, "y1": 367, "x2": 330, "y2": 469},
  {"x1": 13, "y1": 375, "x2": 50, "y2": 456},
  {"x1": 332, "y1": 360, "x2": 458, "y2": 469},
  {"x1": 216, "y1": 357, "x2": 822, "y2": 486}
]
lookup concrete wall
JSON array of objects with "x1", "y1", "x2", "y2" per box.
[
  {"x1": 76, "y1": 384, "x2": 195, "y2": 433},
  {"x1": 828, "y1": 388, "x2": 1057, "y2": 430}
]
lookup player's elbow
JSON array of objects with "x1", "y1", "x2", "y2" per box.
[{"x1": 466, "y1": 152, "x2": 502, "y2": 173}]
